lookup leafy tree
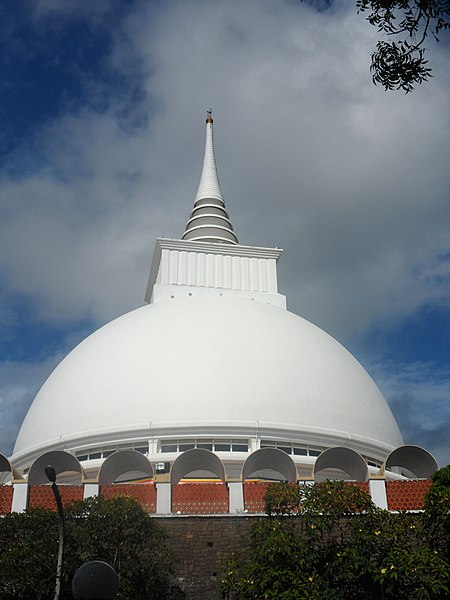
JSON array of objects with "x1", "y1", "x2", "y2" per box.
[
  {"x1": 0, "y1": 495, "x2": 184, "y2": 600},
  {"x1": 221, "y1": 477, "x2": 450, "y2": 599},
  {"x1": 356, "y1": 0, "x2": 450, "y2": 92},
  {"x1": 423, "y1": 464, "x2": 450, "y2": 557}
]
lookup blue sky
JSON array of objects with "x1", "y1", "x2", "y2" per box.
[{"x1": 0, "y1": 0, "x2": 449, "y2": 466}]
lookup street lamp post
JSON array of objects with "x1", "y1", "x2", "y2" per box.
[{"x1": 45, "y1": 465, "x2": 64, "y2": 600}]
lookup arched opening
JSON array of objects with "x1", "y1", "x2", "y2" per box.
[
  {"x1": 170, "y1": 449, "x2": 228, "y2": 514},
  {"x1": 27, "y1": 451, "x2": 85, "y2": 510},
  {"x1": 0, "y1": 454, "x2": 13, "y2": 484},
  {"x1": 313, "y1": 447, "x2": 369, "y2": 482},
  {"x1": 28, "y1": 451, "x2": 84, "y2": 485},
  {"x1": 98, "y1": 450, "x2": 153, "y2": 485},
  {"x1": 242, "y1": 448, "x2": 297, "y2": 483},
  {"x1": 170, "y1": 449, "x2": 226, "y2": 484},
  {"x1": 383, "y1": 445, "x2": 438, "y2": 479},
  {"x1": 242, "y1": 449, "x2": 297, "y2": 513}
]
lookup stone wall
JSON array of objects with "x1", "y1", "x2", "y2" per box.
[{"x1": 156, "y1": 515, "x2": 255, "y2": 600}]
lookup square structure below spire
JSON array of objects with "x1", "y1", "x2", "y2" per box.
[{"x1": 146, "y1": 238, "x2": 286, "y2": 309}]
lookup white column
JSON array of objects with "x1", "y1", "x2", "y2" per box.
[
  {"x1": 228, "y1": 482, "x2": 244, "y2": 513},
  {"x1": 156, "y1": 482, "x2": 172, "y2": 514},
  {"x1": 83, "y1": 483, "x2": 99, "y2": 499},
  {"x1": 12, "y1": 483, "x2": 28, "y2": 513},
  {"x1": 369, "y1": 479, "x2": 388, "y2": 509}
]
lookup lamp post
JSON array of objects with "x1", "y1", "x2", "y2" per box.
[
  {"x1": 72, "y1": 561, "x2": 118, "y2": 599},
  {"x1": 45, "y1": 465, "x2": 64, "y2": 600}
]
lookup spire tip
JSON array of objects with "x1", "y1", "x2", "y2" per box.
[{"x1": 206, "y1": 109, "x2": 213, "y2": 124}]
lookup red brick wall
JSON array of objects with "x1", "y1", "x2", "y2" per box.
[
  {"x1": 244, "y1": 481, "x2": 370, "y2": 514},
  {"x1": 28, "y1": 485, "x2": 83, "y2": 510},
  {"x1": 243, "y1": 482, "x2": 271, "y2": 513},
  {"x1": 386, "y1": 479, "x2": 432, "y2": 511},
  {"x1": 0, "y1": 486, "x2": 13, "y2": 514},
  {"x1": 172, "y1": 483, "x2": 229, "y2": 514},
  {"x1": 353, "y1": 481, "x2": 370, "y2": 494},
  {"x1": 100, "y1": 484, "x2": 156, "y2": 512}
]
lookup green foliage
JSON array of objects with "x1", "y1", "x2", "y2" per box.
[
  {"x1": 221, "y1": 478, "x2": 450, "y2": 600},
  {"x1": 0, "y1": 495, "x2": 184, "y2": 600},
  {"x1": 355, "y1": 0, "x2": 450, "y2": 91},
  {"x1": 423, "y1": 464, "x2": 450, "y2": 557},
  {"x1": 0, "y1": 508, "x2": 60, "y2": 599}
]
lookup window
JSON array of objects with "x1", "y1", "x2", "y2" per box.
[
  {"x1": 197, "y1": 442, "x2": 213, "y2": 450},
  {"x1": 261, "y1": 440, "x2": 325, "y2": 457},
  {"x1": 309, "y1": 449, "x2": 321, "y2": 457},
  {"x1": 293, "y1": 447, "x2": 307, "y2": 456},
  {"x1": 159, "y1": 438, "x2": 249, "y2": 453},
  {"x1": 161, "y1": 442, "x2": 177, "y2": 453},
  {"x1": 215, "y1": 443, "x2": 230, "y2": 452},
  {"x1": 179, "y1": 442, "x2": 195, "y2": 452},
  {"x1": 232, "y1": 442, "x2": 248, "y2": 452}
]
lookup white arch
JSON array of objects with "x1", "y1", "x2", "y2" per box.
[
  {"x1": 28, "y1": 450, "x2": 84, "y2": 485},
  {"x1": 242, "y1": 448, "x2": 297, "y2": 482},
  {"x1": 170, "y1": 449, "x2": 226, "y2": 485},
  {"x1": 314, "y1": 447, "x2": 369, "y2": 482},
  {"x1": 98, "y1": 450, "x2": 153, "y2": 485},
  {"x1": 0, "y1": 453, "x2": 13, "y2": 484},
  {"x1": 384, "y1": 445, "x2": 438, "y2": 479}
]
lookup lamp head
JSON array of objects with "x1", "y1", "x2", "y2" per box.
[{"x1": 45, "y1": 465, "x2": 57, "y2": 483}]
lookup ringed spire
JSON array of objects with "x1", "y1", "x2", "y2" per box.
[{"x1": 182, "y1": 111, "x2": 238, "y2": 245}]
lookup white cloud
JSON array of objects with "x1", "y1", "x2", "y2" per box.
[
  {"x1": 0, "y1": 357, "x2": 61, "y2": 456},
  {"x1": 2, "y1": 0, "x2": 449, "y2": 337},
  {"x1": 372, "y1": 360, "x2": 450, "y2": 467},
  {"x1": 1, "y1": 0, "x2": 449, "y2": 460}
]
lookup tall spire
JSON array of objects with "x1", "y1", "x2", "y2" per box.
[{"x1": 182, "y1": 111, "x2": 238, "y2": 245}]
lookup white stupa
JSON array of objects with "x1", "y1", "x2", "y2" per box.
[{"x1": 11, "y1": 112, "x2": 418, "y2": 484}]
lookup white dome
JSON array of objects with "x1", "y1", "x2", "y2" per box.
[{"x1": 14, "y1": 296, "x2": 402, "y2": 461}]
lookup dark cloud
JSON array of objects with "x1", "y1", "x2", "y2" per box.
[{"x1": 0, "y1": 0, "x2": 449, "y2": 463}]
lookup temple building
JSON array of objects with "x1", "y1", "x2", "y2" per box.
[{"x1": 0, "y1": 112, "x2": 438, "y2": 515}]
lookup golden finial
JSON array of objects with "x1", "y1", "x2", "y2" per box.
[{"x1": 206, "y1": 109, "x2": 213, "y2": 124}]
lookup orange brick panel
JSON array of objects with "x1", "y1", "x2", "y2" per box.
[
  {"x1": 0, "y1": 486, "x2": 13, "y2": 514},
  {"x1": 28, "y1": 485, "x2": 83, "y2": 510},
  {"x1": 172, "y1": 483, "x2": 229, "y2": 514},
  {"x1": 386, "y1": 480, "x2": 432, "y2": 511},
  {"x1": 100, "y1": 484, "x2": 156, "y2": 513},
  {"x1": 352, "y1": 482, "x2": 370, "y2": 493},
  {"x1": 244, "y1": 482, "x2": 271, "y2": 513}
]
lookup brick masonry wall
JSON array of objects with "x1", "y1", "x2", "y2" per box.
[
  {"x1": 156, "y1": 516, "x2": 255, "y2": 600},
  {"x1": 244, "y1": 481, "x2": 271, "y2": 512},
  {"x1": 100, "y1": 483, "x2": 156, "y2": 512},
  {"x1": 0, "y1": 486, "x2": 13, "y2": 514},
  {"x1": 28, "y1": 485, "x2": 83, "y2": 509},
  {"x1": 172, "y1": 483, "x2": 229, "y2": 514},
  {"x1": 386, "y1": 479, "x2": 432, "y2": 510}
]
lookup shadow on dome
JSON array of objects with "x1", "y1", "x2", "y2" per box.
[
  {"x1": 170, "y1": 449, "x2": 226, "y2": 484},
  {"x1": 313, "y1": 447, "x2": 369, "y2": 483},
  {"x1": 98, "y1": 450, "x2": 153, "y2": 485},
  {"x1": 382, "y1": 445, "x2": 438, "y2": 479},
  {"x1": 242, "y1": 448, "x2": 297, "y2": 482},
  {"x1": 28, "y1": 450, "x2": 84, "y2": 485}
]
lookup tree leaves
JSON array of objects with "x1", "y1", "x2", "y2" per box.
[
  {"x1": 356, "y1": 0, "x2": 449, "y2": 91},
  {"x1": 0, "y1": 496, "x2": 185, "y2": 600},
  {"x1": 221, "y1": 476, "x2": 450, "y2": 599}
]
